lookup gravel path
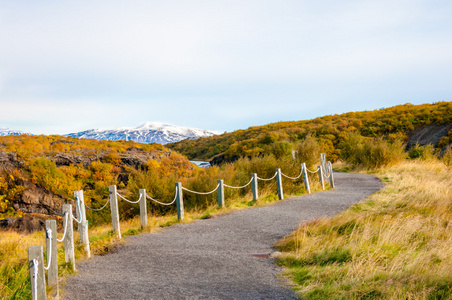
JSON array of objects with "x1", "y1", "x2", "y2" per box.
[{"x1": 62, "y1": 172, "x2": 383, "y2": 300}]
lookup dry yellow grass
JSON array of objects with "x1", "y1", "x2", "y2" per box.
[{"x1": 276, "y1": 160, "x2": 452, "y2": 299}]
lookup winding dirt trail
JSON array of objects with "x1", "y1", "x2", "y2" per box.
[{"x1": 63, "y1": 172, "x2": 383, "y2": 300}]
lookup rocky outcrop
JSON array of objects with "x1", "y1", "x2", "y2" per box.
[
  {"x1": 120, "y1": 150, "x2": 165, "y2": 168},
  {"x1": 0, "y1": 142, "x2": 176, "y2": 232},
  {"x1": 0, "y1": 151, "x2": 23, "y2": 169},
  {"x1": 13, "y1": 182, "x2": 67, "y2": 215},
  {"x1": 210, "y1": 153, "x2": 240, "y2": 166},
  {"x1": 48, "y1": 149, "x2": 170, "y2": 169},
  {"x1": 49, "y1": 149, "x2": 109, "y2": 167},
  {"x1": 0, "y1": 215, "x2": 46, "y2": 233},
  {"x1": 406, "y1": 124, "x2": 452, "y2": 149}
]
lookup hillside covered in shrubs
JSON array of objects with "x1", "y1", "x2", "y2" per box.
[
  {"x1": 0, "y1": 135, "x2": 316, "y2": 229},
  {"x1": 168, "y1": 102, "x2": 452, "y2": 164},
  {"x1": 0, "y1": 136, "x2": 196, "y2": 225}
]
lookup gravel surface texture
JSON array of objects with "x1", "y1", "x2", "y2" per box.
[{"x1": 62, "y1": 172, "x2": 383, "y2": 300}]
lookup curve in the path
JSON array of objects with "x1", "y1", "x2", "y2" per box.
[{"x1": 63, "y1": 172, "x2": 383, "y2": 300}]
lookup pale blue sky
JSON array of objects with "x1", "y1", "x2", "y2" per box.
[{"x1": 0, "y1": 0, "x2": 451, "y2": 134}]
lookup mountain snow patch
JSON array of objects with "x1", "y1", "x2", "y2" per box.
[
  {"x1": 0, "y1": 128, "x2": 31, "y2": 137},
  {"x1": 67, "y1": 122, "x2": 219, "y2": 144}
]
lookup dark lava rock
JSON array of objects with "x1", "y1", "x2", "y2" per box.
[
  {"x1": 210, "y1": 153, "x2": 240, "y2": 166},
  {"x1": 0, "y1": 151, "x2": 23, "y2": 168},
  {"x1": 12, "y1": 182, "x2": 67, "y2": 215},
  {"x1": 406, "y1": 123, "x2": 452, "y2": 149},
  {"x1": 0, "y1": 215, "x2": 45, "y2": 233}
]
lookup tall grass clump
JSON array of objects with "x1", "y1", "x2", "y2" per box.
[
  {"x1": 275, "y1": 160, "x2": 452, "y2": 299},
  {"x1": 442, "y1": 147, "x2": 452, "y2": 167},
  {"x1": 0, "y1": 231, "x2": 49, "y2": 299},
  {"x1": 408, "y1": 144, "x2": 436, "y2": 160},
  {"x1": 339, "y1": 133, "x2": 406, "y2": 169},
  {"x1": 294, "y1": 135, "x2": 323, "y2": 169}
]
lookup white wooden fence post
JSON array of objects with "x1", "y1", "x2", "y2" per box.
[
  {"x1": 320, "y1": 153, "x2": 326, "y2": 171},
  {"x1": 109, "y1": 185, "x2": 121, "y2": 239},
  {"x1": 28, "y1": 246, "x2": 46, "y2": 300},
  {"x1": 139, "y1": 189, "x2": 148, "y2": 229},
  {"x1": 318, "y1": 165, "x2": 325, "y2": 190},
  {"x1": 74, "y1": 190, "x2": 91, "y2": 257},
  {"x1": 252, "y1": 173, "x2": 258, "y2": 201},
  {"x1": 176, "y1": 182, "x2": 184, "y2": 220},
  {"x1": 302, "y1": 163, "x2": 311, "y2": 194},
  {"x1": 45, "y1": 220, "x2": 58, "y2": 297},
  {"x1": 328, "y1": 161, "x2": 335, "y2": 188},
  {"x1": 62, "y1": 204, "x2": 75, "y2": 270},
  {"x1": 276, "y1": 168, "x2": 284, "y2": 200},
  {"x1": 217, "y1": 180, "x2": 225, "y2": 208}
]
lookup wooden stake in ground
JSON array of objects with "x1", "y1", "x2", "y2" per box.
[
  {"x1": 45, "y1": 220, "x2": 58, "y2": 298},
  {"x1": 28, "y1": 246, "x2": 46, "y2": 300},
  {"x1": 62, "y1": 204, "x2": 76, "y2": 271}
]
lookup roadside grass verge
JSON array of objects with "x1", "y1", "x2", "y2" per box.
[
  {"x1": 0, "y1": 173, "x2": 325, "y2": 299},
  {"x1": 275, "y1": 160, "x2": 452, "y2": 299}
]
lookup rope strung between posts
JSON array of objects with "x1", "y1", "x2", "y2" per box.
[
  {"x1": 32, "y1": 259, "x2": 38, "y2": 300},
  {"x1": 56, "y1": 212, "x2": 68, "y2": 242},
  {"x1": 281, "y1": 167, "x2": 303, "y2": 180},
  {"x1": 117, "y1": 192, "x2": 142, "y2": 204},
  {"x1": 146, "y1": 188, "x2": 178, "y2": 206},
  {"x1": 182, "y1": 184, "x2": 220, "y2": 195},
  {"x1": 322, "y1": 162, "x2": 333, "y2": 179},
  {"x1": 85, "y1": 195, "x2": 111, "y2": 212},
  {"x1": 224, "y1": 177, "x2": 254, "y2": 189},
  {"x1": 72, "y1": 197, "x2": 83, "y2": 224},
  {"x1": 43, "y1": 229, "x2": 52, "y2": 271},
  {"x1": 257, "y1": 172, "x2": 277, "y2": 181},
  {"x1": 306, "y1": 166, "x2": 319, "y2": 174},
  {"x1": 85, "y1": 199, "x2": 110, "y2": 211}
]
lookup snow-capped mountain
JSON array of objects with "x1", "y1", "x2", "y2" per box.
[
  {"x1": 67, "y1": 122, "x2": 219, "y2": 144},
  {"x1": 0, "y1": 127, "x2": 31, "y2": 136}
]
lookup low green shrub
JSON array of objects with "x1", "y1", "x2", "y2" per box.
[{"x1": 339, "y1": 133, "x2": 405, "y2": 169}]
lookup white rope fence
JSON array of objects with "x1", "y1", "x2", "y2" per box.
[
  {"x1": 224, "y1": 177, "x2": 254, "y2": 189},
  {"x1": 281, "y1": 167, "x2": 303, "y2": 180},
  {"x1": 306, "y1": 166, "x2": 319, "y2": 174},
  {"x1": 322, "y1": 162, "x2": 332, "y2": 178},
  {"x1": 56, "y1": 212, "x2": 68, "y2": 242},
  {"x1": 85, "y1": 196, "x2": 111, "y2": 212},
  {"x1": 146, "y1": 188, "x2": 178, "y2": 206},
  {"x1": 117, "y1": 192, "x2": 142, "y2": 204},
  {"x1": 257, "y1": 172, "x2": 277, "y2": 181},
  {"x1": 182, "y1": 184, "x2": 220, "y2": 195},
  {"x1": 43, "y1": 229, "x2": 52, "y2": 271}
]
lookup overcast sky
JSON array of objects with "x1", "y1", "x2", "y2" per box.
[{"x1": 0, "y1": 0, "x2": 451, "y2": 135}]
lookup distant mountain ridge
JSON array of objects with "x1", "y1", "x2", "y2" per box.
[
  {"x1": 67, "y1": 122, "x2": 219, "y2": 144},
  {"x1": 0, "y1": 127, "x2": 31, "y2": 136}
]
